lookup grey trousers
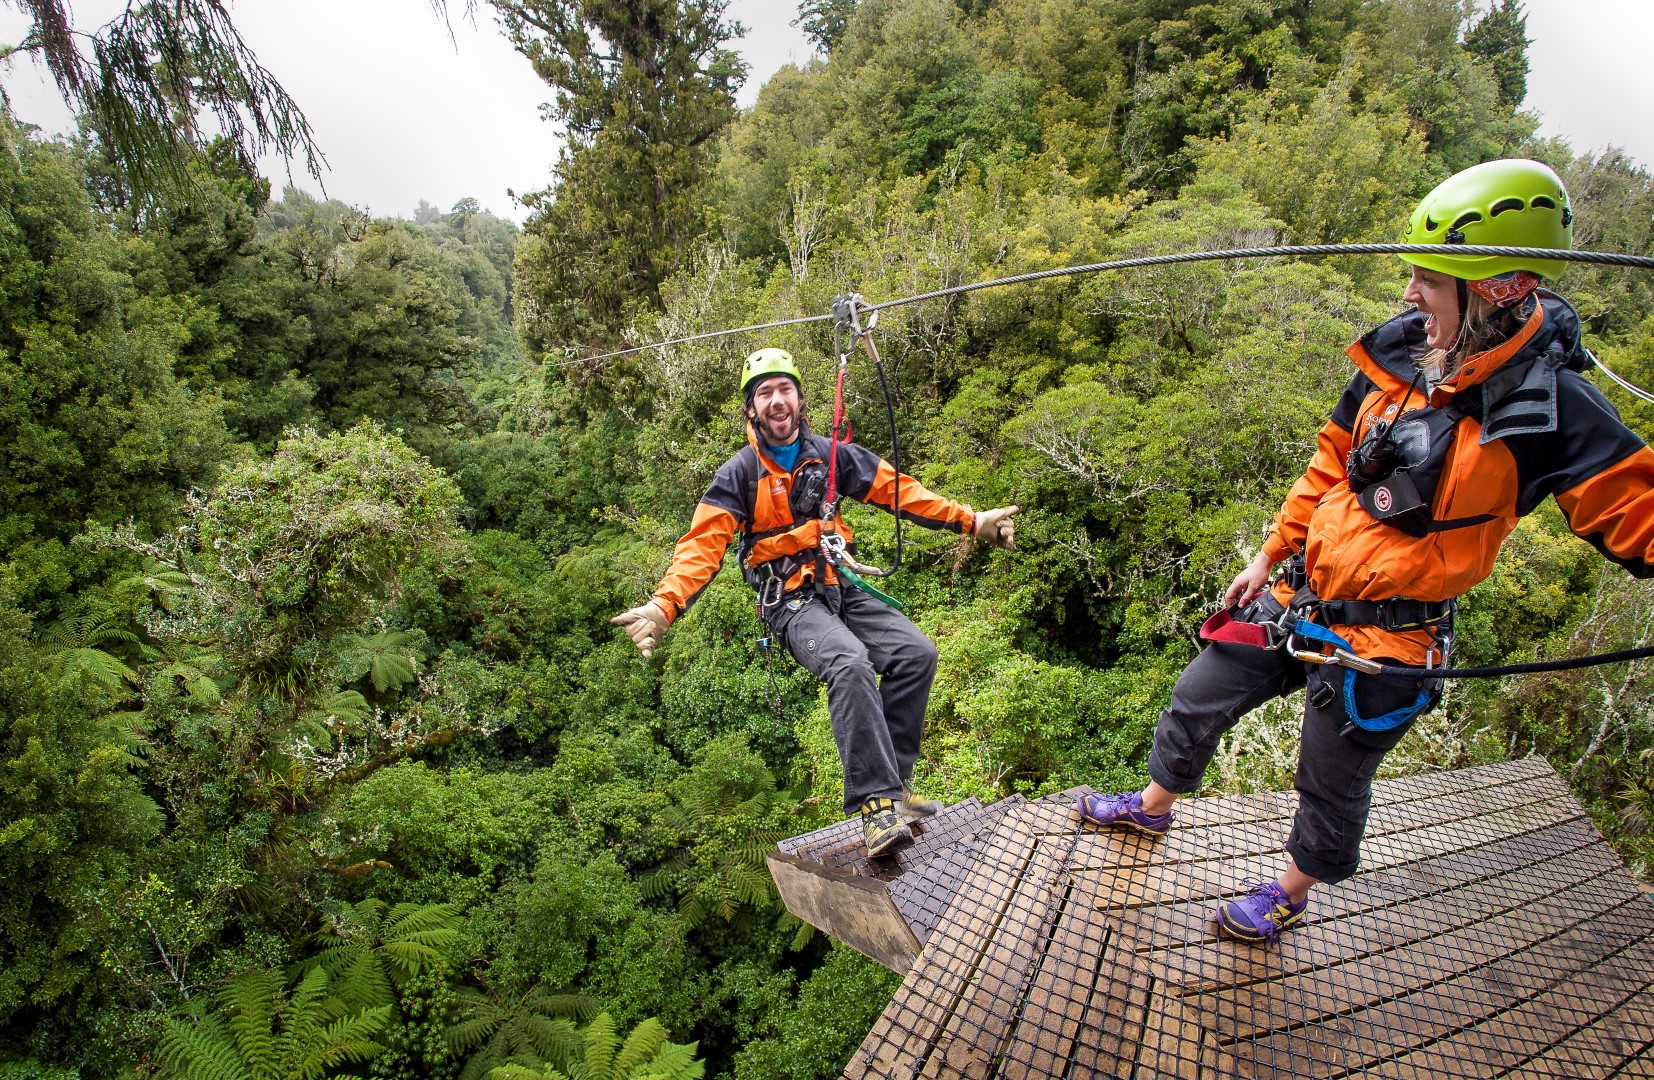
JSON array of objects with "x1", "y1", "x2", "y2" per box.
[
  {"x1": 1146, "y1": 624, "x2": 1435, "y2": 884},
  {"x1": 772, "y1": 585, "x2": 939, "y2": 814}
]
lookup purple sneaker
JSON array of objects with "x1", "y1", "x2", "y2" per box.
[
  {"x1": 1075, "y1": 791, "x2": 1173, "y2": 835},
  {"x1": 1213, "y1": 879, "x2": 1308, "y2": 944}
]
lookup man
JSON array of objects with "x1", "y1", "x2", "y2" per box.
[{"x1": 611, "y1": 348, "x2": 1019, "y2": 857}]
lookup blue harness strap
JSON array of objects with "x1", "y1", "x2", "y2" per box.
[{"x1": 1291, "y1": 620, "x2": 1434, "y2": 732}]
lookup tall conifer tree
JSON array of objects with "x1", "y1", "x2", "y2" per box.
[{"x1": 496, "y1": 0, "x2": 747, "y2": 353}]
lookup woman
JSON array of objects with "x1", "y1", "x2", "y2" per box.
[{"x1": 1078, "y1": 158, "x2": 1654, "y2": 943}]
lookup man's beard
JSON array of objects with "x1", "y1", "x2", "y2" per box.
[{"x1": 756, "y1": 411, "x2": 799, "y2": 444}]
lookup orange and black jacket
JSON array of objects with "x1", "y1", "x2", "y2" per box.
[
  {"x1": 650, "y1": 421, "x2": 977, "y2": 624},
  {"x1": 1263, "y1": 292, "x2": 1654, "y2": 663}
]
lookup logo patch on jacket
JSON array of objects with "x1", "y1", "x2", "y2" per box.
[{"x1": 771, "y1": 480, "x2": 786, "y2": 496}]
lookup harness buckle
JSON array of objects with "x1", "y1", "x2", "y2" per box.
[
  {"x1": 819, "y1": 531, "x2": 848, "y2": 564},
  {"x1": 1258, "y1": 605, "x2": 1295, "y2": 650}
]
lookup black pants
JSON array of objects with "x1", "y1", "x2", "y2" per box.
[
  {"x1": 1146, "y1": 626, "x2": 1435, "y2": 884},
  {"x1": 771, "y1": 585, "x2": 940, "y2": 814}
]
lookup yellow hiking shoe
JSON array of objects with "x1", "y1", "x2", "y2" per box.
[
  {"x1": 860, "y1": 797, "x2": 915, "y2": 858},
  {"x1": 896, "y1": 787, "x2": 942, "y2": 818}
]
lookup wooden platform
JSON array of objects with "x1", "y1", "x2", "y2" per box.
[{"x1": 771, "y1": 758, "x2": 1654, "y2": 1078}]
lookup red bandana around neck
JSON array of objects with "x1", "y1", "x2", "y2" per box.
[{"x1": 1467, "y1": 270, "x2": 1540, "y2": 308}]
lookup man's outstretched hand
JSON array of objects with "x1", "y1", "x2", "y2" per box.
[
  {"x1": 610, "y1": 601, "x2": 669, "y2": 658},
  {"x1": 973, "y1": 505, "x2": 1020, "y2": 550}
]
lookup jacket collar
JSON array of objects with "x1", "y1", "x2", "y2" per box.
[
  {"x1": 1346, "y1": 291, "x2": 1591, "y2": 406},
  {"x1": 746, "y1": 417, "x2": 815, "y2": 472}
]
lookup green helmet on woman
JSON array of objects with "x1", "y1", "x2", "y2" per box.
[{"x1": 1399, "y1": 158, "x2": 1573, "y2": 280}]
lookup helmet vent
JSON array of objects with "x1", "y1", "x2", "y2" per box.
[
  {"x1": 1489, "y1": 198, "x2": 1525, "y2": 216},
  {"x1": 1425, "y1": 216, "x2": 1439, "y2": 232},
  {"x1": 1451, "y1": 211, "x2": 1484, "y2": 230},
  {"x1": 1531, "y1": 195, "x2": 1558, "y2": 209}
]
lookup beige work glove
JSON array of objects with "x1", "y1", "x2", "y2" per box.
[
  {"x1": 972, "y1": 505, "x2": 1019, "y2": 550},
  {"x1": 610, "y1": 600, "x2": 670, "y2": 658}
]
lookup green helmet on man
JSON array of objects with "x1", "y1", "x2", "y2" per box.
[
  {"x1": 1399, "y1": 158, "x2": 1572, "y2": 281},
  {"x1": 740, "y1": 347, "x2": 802, "y2": 399}
]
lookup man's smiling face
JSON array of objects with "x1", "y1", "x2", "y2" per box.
[{"x1": 748, "y1": 375, "x2": 802, "y2": 444}]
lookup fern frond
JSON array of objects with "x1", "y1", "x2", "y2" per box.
[
  {"x1": 488, "y1": 1066, "x2": 569, "y2": 1080},
  {"x1": 779, "y1": 911, "x2": 815, "y2": 951},
  {"x1": 331, "y1": 948, "x2": 393, "y2": 1012},
  {"x1": 380, "y1": 939, "x2": 445, "y2": 980},
  {"x1": 579, "y1": 1014, "x2": 620, "y2": 1080},
  {"x1": 638, "y1": 1037, "x2": 705, "y2": 1080},
  {"x1": 445, "y1": 1014, "x2": 503, "y2": 1054},
  {"x1": 636, "y1": 866, "x2": 679, "y2": 902},
  {"x1": 384, "y1": 900, "x2": 459, "y2": 935},
  {"x1": 155, "y1": 1016, "x2": 242, "y2": 1080},
  {"x1": 525, "y1": 989, "x2": 599, "y2": 1022},
  {"x1": 291, "y1": 1006, "x2": 392, "y2": 1080},
  {"x1": 47, "y1": 646, "x2": 139, "y2": 693},
  {"x1": 517, "y1": 1014, "x2": 579, "y2": 1060},
  {"x1": 223, "y1": 969, "x2": 283, "y2": 1077},
  {"x1": 611, "y1": 1017, "x2": 667, "y2": 1078}
]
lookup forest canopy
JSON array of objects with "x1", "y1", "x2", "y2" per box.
[{"x1": 3, "y1": 0, "x2": 1653, "y2": 1077}]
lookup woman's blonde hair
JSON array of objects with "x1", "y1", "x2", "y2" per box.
[{"x1": 1419, "y1": 290, "x2": 1536, "y2": 381}]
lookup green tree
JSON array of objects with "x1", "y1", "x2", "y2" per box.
[
  {"x1": 0, "y1": 115, "x2": 230, "y2": 554},
  {"x1": 1193, "y1": 59, "x2": 1429, "y2": 244},
  {"x1": 794, "y1": 0, "x2": 857, "y2": 54},
  {"x1": 1462, "y1": 0, "x2": 1529, "y2": 107},
  {"x1": 497, "y1": 0, "x2": 747, "y2": 349},
  {"x1": 0, "y1": 0, "x2": 320, "y2": 206},
  {"x1": 0, "y1": 568, "x2": 162, "y2": 1039}
]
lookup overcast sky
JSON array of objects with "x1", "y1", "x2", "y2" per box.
[{"x1": 1, "y1": 0, "x2": 1649, "y2": 224}]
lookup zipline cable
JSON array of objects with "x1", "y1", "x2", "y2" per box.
[
  {"x1": 1594, "y1": 354, "x2": 1654, "y2": 406},
  {"x1": 564, "y1": 243, "x2": 1654, "y2": 367}
]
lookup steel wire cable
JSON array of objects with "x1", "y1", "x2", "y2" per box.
[{"x1": 563, "y1": 243, "x2": 1654, "y2": 366}]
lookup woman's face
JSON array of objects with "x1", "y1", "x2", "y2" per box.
[{"x1": 1403, "y1": 266, "x2": 1462, "y2": 352}]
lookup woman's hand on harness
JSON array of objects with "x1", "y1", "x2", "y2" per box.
[
  {"x1": 1224, "y1": 552, "x2": 1277, "y2": 609},
  {"x1": 973, "y1": 505, "x2": 1020, "y2": 550},
  {"x1": 610, "y1": 601, "x2": 670, "y2": 658}
]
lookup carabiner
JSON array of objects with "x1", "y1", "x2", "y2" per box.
[{"x1": 757, "y1": 571, "x2": 785, "y2": 611}]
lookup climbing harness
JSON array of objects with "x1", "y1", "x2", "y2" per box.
[{"x1": 1203, "y1": 568, "x2": 1654, "y2": 733}]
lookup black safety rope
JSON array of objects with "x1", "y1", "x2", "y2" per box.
[
  {"x1": 1367, "y1": 645, "x2": 1654, "y2": 681},
  {"x1": 827, "y1": 293, "x2": 904, "y2": 578},
  {"x1": 563, "y1": 243, "x2": 1654, "y2": 367}
]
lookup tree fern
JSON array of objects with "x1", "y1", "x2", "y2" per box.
[
  {"x1": 298, "y1": 899, "x2": 460, "y2": 1015},
  {"x1": 448, "y1": 983, "x2": 593, "y2": 1080},
  {"x1": 154, "y1": 967, "x2": 390, "y2": 1080},
  {"x1": 475, "y1": 1012, "x2": 703, "y2": 1080},
  {"x1": 38, "y1": 610, "x2": 141, "y2": 694},
  {"x1": 642, "y1": 743, "x2": 789, "y2": 930},
  {"x1": 336, "y1": 630, "x2": 423, "y2": 694}
]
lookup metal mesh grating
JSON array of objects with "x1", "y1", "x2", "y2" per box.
[{"x1": 836, "y1": 758, "x2": 1654, "y2": 1079}]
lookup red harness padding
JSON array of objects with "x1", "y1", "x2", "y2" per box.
[{"x1": 1199, "y1": 606, "x2": 1275, "y2": 648}]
